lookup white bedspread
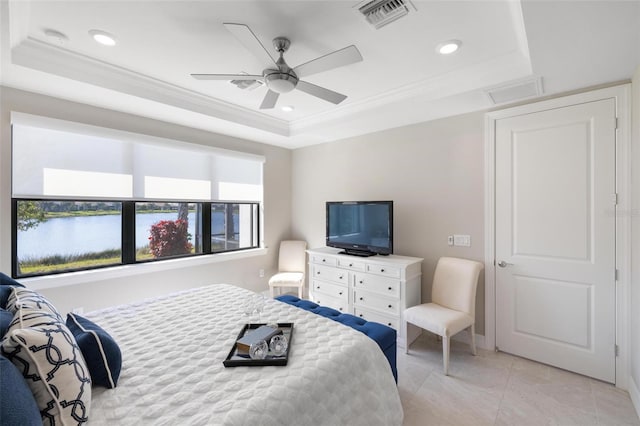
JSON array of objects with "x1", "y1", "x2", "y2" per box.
[{"x1": 85, "y1": 284, "x2": 403, "y2": 426}]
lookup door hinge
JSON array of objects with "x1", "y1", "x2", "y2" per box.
[
  {"x1": 615, "y1": 344, "x2": 619, "y2": 357},
  {"x1": 615, "y1": 117, "x2": 618, "y2": 129},
  {"x1": 612, "y1": 193, "x2": 618, "y2": 205},
  {"x1": 615, "y1": 269, "x2": 619, "y2": 281}
]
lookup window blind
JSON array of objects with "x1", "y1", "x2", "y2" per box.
[{"x1": 11, "y1": 113, "x2": 264, "y2": 202}]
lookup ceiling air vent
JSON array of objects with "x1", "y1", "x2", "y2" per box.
[
  {"x1": 357, "y1": 0, "x2": 416, "y2": 30},
  {"x1": 485, "y1": 77, "x2": 544, "y2": 105}
]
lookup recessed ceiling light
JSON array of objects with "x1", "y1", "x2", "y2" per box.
[
  {"x1": 437, "y1": 40, "x2": 461, "y2": 55},
  {"x1": 89, "y1": 29, "x2": 117, "y2": 46},
  {"x1": 43, "y1": 29, "x2": 68, "y2": 44},
  {"x1": 281, "y1": 105, "x2": 295, "y2": 112}
]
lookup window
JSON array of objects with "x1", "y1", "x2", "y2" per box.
[
  {"x1": 11, "y1": 113, "x2": 264, "y2": 278},
  {"x1": 15, "y1": 200, "x2": 123, "y2": 276},
  {"x1": 211, "y1": 203, "x2": 259, "y2": 252},
  {"x1": 135, "y1": 202, "x2": 203, "y2": 261}
]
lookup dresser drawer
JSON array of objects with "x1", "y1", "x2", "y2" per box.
[
  {"x1": 313, "y1": 265, "x2": 348, "y2": 285},
  {"x1": 311, "y1": 280, "x2": 347, "y2": 301},
  {"x1": 353, "y1": 273, "x2": 400, "y2": 298},
  {"x1": 337, "y1": 258, "x2": 365, "y2": 271},
  {"x1": 365, "y1": 264, "x2": 400, "y2": 278},
  {"x1": 311, "y1": 294, "x2": 348, "y2": 313},
  {"x1": 353, "y1": 307, "x2": 399, "y2": 330},
  {"x1": 311, "y1": 254, "x2": 337, "y2": 267},
  {"x1": 353, "y1": 290, "x2": 400, "y2": 315}
]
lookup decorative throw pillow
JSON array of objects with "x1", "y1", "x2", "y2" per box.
[
  {"x1": 1, "y1": 290, "x2": 91, "y2": 425},
  {"x1": 0, "y1": 308, "x2": 14, "y2": 336},
  {"x1": 1, "y1": 272, "x2": 24, "y2": 309},
  {"x1": 5, "y1": 287, "x2": 63, "y2": 322},
  {"x1": 0, "y1": 355, "x2": 41, "y2": 426},
  {"x1": 66, "y1": 313, "x2": 122, "y2": 388},
  {"x1": 0, "y1": 272, "x2": 25, "y2": 287}
]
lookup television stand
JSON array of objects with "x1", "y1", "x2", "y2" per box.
[{"x1": 339, "y1": 249, "x2": 377, "y2": 257}]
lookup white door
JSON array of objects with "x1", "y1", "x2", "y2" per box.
[{"x1": 495, "y1": 98, "x2": 617, "y2": 383}]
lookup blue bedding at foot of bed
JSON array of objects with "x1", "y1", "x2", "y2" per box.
[{"x1": 276, "y1": 295, "x2": 397, "y2": 382}]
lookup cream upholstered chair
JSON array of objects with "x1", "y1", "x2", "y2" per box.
[
  {"x1": 268, "y1": 240, "x2": 307, "y2": 298},
  {"x1": 404, "y1": 257, "x2": 484, "y2": 375}
]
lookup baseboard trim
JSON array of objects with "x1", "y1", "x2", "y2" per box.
[
  {"x1": 630, "y1": 374, "x2": 640, "y2": 420},
  {"x1": 451, "y1": 330, "x2": 488, "y2": 350}
]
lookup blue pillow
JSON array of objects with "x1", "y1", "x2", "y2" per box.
[
  {"x1": 0, "y1": 308, "x2": 13, "y2": 337},
  {"x1": 0, "y1": 272, "x2": 25, "y2": 287},
  {"x1": 66, "y1": 313, "x2": 122, "y2": 388},
  {"x1": 0, "y1": 355, "x2": 41, "y2": 426},
  {"x1": 1, "y1": 273, "x2": 25, "y2": 309}
]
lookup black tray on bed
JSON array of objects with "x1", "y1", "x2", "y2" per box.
[{"x1": 223, "y1": 323, "x2": 294, "y2": 367}]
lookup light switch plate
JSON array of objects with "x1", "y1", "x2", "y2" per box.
[{"x1": 453, "y1": 234, "x2": 471, "y2": 247}]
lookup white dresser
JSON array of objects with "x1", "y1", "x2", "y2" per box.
[{"x1": 307, "y1": 247, "x2": 422, "y2": 348}]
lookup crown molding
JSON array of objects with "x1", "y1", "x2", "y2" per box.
[{"x1": 11, "y1": 37, "x2": 290, "y2": 137}]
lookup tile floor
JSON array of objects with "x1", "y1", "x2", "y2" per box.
[{"x1": 398, "y1": 334, "x2": 640, "y2": 426}]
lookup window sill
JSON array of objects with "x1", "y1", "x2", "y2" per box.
[{"x1": 23, "y1": 247, "x2": 268, "y2": 291}]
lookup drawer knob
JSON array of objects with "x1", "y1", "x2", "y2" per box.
[
  {"x1": 322, "y1": 259, "x2": 326, "y2": 262},
  {"x1": 339, "y1": 291, "x2": 343, "y2": 295},
  {"x1": 359, "y1": 280, "x2": 363, "y2": 284},
  {"x1": 317, "y1": 271, "x2": 321, "y2": 275},
  {"x1": 388, "y1": 286, "x2": 393, "y2": 291},
  {"x1": 381, "y1": 268, "x2": 385, "y2": 273},
  {"x1": 317, "y1": 285, "x2": 321, "y2": 289},
  {"x1": 388, "y1": 304, "x2": 392, "y2": 308},
  {"x1": 388, "y1": 323, "x2": 392, "y2": 327},
  {"x1": 339, "y1": 308, "x2": 343, "y2": 311},
  {"x1": 339, "y1": 275, "x2": 344, "y2": 279},
  {"x1": 349, "y1": 263, "x2": 353, "y2": 267},
  {"x1": 359, "y1": 297, "x2": 364, "y2": 301},
  {"x1": 359, "y1": 314, "x2": 363, "y2": 318}
]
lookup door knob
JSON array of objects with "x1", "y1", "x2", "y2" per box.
[{"x1": 497, "y1": 261, "x2": 512, "y2": 268}]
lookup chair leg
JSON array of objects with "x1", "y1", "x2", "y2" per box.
[
  {"x1": 404, "y1": 321, "x2": 410, "y2": 354},
  {"x1": 470, "y1": 323, "x2": 477, "y2": 356},
  {"x1": 269, "y1": 286, "x2": 275, "y2": 298},
  {"x1": 442, "y1": 335, "x2": 450, "y2": 375}
]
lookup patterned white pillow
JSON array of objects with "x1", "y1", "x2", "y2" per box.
[
  {"x1": 5, "y1": 287, "x2": 63, "y2": 321},
  {"x1": 1, "y1": 288, "x2": 91, "y2": 425}
]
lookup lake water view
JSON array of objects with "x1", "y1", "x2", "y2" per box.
[{"x1": 17, "y1": 212, "x2": 230, "y2": 259}]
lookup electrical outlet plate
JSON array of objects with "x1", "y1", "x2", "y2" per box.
[{"x1": 447, "y1": 236, "x2": 454, "y2": 246}]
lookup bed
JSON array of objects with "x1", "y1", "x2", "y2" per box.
[{"x1": 83, "y1": 283, "x2": 403, "y2": 425}]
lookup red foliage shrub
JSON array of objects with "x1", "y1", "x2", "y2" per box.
[{"x1": 148, "y1": 219, "x2": 193, "y2": 258}]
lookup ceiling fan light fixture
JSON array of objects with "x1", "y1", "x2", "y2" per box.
[
  {"x1": 437, "y1": 40, "x2": 461, "y2": 55},
  {"x1": 264, "y1": 72, "x2": 298, "y2": 94},
  {"x1": 89, "y1": 30, "x2": 117, "y2": 46}
]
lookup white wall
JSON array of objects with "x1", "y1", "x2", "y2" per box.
[
  {"x1": 630, "y1": 65, "x2": 640, "y2": 415},
  {"x1": 291, "y1": 112, "x2": 486, "y2": 334},
  {"x1": 0, "y1": 86, "x2": 292, "y2": 314}
]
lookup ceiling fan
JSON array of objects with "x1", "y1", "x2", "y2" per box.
[{"x1": 191, "y1": 23, "x2": 363, "y2": 110}]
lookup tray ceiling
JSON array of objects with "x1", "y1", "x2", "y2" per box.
[{"x1": 1, "y1": 0, "x2": 638, "y2": 148}]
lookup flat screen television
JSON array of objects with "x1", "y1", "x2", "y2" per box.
[{"x1": 326, "y1": 201, "x2": 393, "y2": 257}]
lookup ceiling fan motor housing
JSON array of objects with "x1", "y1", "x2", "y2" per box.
[{"x1": 263, "y1": 38, "x2": 298, "y2": 94}]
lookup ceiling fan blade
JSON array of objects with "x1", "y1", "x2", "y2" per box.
[
  {"x1": 191, "y1": 74, "x2": 263, "y2": 80},
  {"x1": 260, "y1": 90, "x2": 279, "y2": 109},
  {"x1": 224, "y1": 23, "x2": 277, "y2": 67},
  {"x1": 296, "y1": 80, "x2": 347, "y2": 105},
  {"x1": 293, "y1": 45, "x2": 363, "y2": 78}
]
